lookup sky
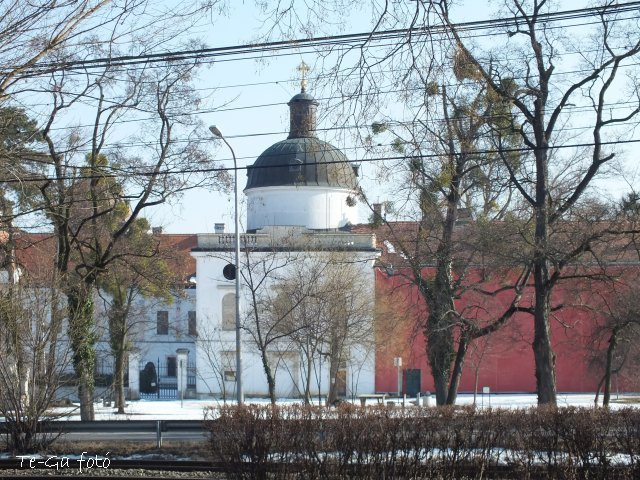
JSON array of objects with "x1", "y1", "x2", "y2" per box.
[
  {"x1": 147, "y1": 0, "x2": 517, "y2": 234},
  {"x1": 143, "y1": 0, "x2": 640, "y2": 233},
  {"x1": 15, "y1": 0, "x2": 638, "y2": 234},
  {"x1": 144, "y1": 1, "x2": 382, "y2": 233}
]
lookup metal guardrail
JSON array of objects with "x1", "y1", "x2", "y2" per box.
[
  {"x1": 37, "y1": 419, "x2": 204, "y2": 433},
  {"x1": 0, "y1": 420, "x2": 206, "y2": 447}
]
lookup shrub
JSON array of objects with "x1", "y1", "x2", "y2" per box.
[{"x1": 204, "y1": 404, "x2": 640, "y2": 479}]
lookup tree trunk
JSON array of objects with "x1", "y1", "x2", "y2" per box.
[
  {"x1": 594, "y1": 374, "x2": 605, "y2": 406},
  {"x1": 327, "y1": 356, "x2": 341, "y2": 406},
  {"x1": 446, "y1": 334, "x2": 469, "y2": 405},
  {"x1": 603, "y1": 329, "x2": 618, "y2": 408},
  {"x1": 474, "y1": 366, "x2": 479, "y2": 406},
  {"x1": 532, "y1": 156, "x2": 556, "y2": 405},
  {"x1": 424, "y1": 171, "x2": 459, "y2": 406},
  {"x1": 426, "y1": 294, "x2": 455, "y2": 405},
  {"x1": 67, "y1": 284, "x2": 96, "y2": 421},
  {"x1": 423, "y1": 86, "x2": 462, "y2": 407},
  {"x1": 78, "y1": 380, "x2": 94, "y2": 421},
  {"x1": 106, "y1": 291, "x2": 132, "y2": 415},
  {"x1": 260, "y1": 348, "x2": 276, "y2": 404},
  {"x1": 303, "y1": 351, "x2": 312, "y2": 404},
  {"x1": 531, "y1": 109, "x2": 557, "y2": 406},
  {"x1": 47, "y1": 287, "x2": 64, "y2": 380},
  {"x1": 532, "y1": 264, "x2": 556, "y2": 405},
  {"x1": 110, "y1": 315, "x2": 127, "y2": 414},
  {"x1": 114, "y1": 348, "x2": 125, "y2": 414},
  {"x1": 327, "y1": 323, "x2": 347, "y2": 406}
]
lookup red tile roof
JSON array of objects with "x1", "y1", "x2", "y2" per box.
[
  {"x1": 352, "y1": 219, "x2": 640, "y2": 267},
  {"x1": 5, "y1": 231, "x2": 197, "y2": 285}
]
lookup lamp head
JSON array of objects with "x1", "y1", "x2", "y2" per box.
[{"x1": 209, "y1": 125, "x2": 223, "y2": 138}]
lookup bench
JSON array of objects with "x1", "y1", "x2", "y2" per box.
[{"x1": 357, "y1": 394, "x2": 387, "y2": 407}]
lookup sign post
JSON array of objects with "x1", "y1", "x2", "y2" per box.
[
  {"x1": 394, "y1": 357, "x2": 403, "y2": 397},
  {"x1": 482, "y1": 386, "x2": 490, "y2": 408}
]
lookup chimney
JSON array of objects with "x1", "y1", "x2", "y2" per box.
[
  {"x1": 372, "y1": 203, "x2": 385, "y2": 219},
  {"x1": 214, "y1": 223, "x2": 225, "y2": 234},
  {"x1": 152, "y1": 226, "x2": 163, "y2": 235}
]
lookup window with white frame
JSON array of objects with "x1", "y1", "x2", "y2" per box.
[{"x1": 157, "y1": 311, "x2": 169, "y2": 335}]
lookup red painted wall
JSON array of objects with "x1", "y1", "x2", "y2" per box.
[{"x1": 374, "y1": 267, "x2": 638, "y2": 394}]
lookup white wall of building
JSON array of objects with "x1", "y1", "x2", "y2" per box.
[
  {"x1": 94, "y1": 289, "x2": 197, "y2": 382},
  {"x1": 246, "y1": 186, "x2": 358, "y2": 231},
  {"x1": 192, "y1": 245, "x2": 377, "y2": 400}
]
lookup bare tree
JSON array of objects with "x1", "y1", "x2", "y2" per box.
[
  {"x1": 267, "y1": 252, "x2": 375, "y2": 404},
  {"x1": 0, "y1": 0, "x2": 230, "y2": 420},
  {"x1": 324, "y1": 0, "x2": 640, "y2": 405},
  {"x1": 196, "y1": 322, "x2": 237, "y2": 402},
  {"x1": 320, "y1": 255, "x2": 375, "y2": 405},
  {"x1": 0, "y1": 0, "x2": 223, "y2": 102},
  {"x1": 0, "y1": 262, "x2": 72, "y2": 451},
  {"x1": 97, "y1": 218, "x2": 177, "y2": 413},
  {"x1": 0, "y1": 0, "x2": 114, "y2": 101},
  {"x1": 13, "y1": 45, "x2": 227, "y2": 419},
  {"x1": 426, "y1": 0, "x2": 640, "y2": 405},
  {"x1": 590, "y1": 281, "x2": 640, "y2": 407},
  {"x1": 265, "y1": 251, "x2": 375, "y2": 405},
  {"x1": 240, "y1": 245, "x2": 306, "y2": 404},
  {"x1": 265, "y1": 256, "x2": 328, "y2": 403},
  {"x1": 350, "y1": 58, "x2": 531, "y2": 405}
]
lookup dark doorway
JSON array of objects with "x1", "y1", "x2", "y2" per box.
[
  {"x1": 167, "y1": 356, "x2": 177, "y2": 378},
  {"x1": 404, "y1": 369, "x2": 421, "y2": 396}
]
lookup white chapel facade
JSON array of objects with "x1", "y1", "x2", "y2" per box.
[{"x1": 190, "y1": 87, "x2": 378, "y2": 399}]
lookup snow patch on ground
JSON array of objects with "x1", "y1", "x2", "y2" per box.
[{"x1": 49, "y1": 393, "x2": 639, "y2": 421}]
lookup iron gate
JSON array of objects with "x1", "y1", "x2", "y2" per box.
[{"x1": 139, "y1": 359, "x2": 196, "y2": 400}]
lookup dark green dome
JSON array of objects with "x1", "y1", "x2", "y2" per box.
[
  {"x1": 245, "y1": 137, "x2": 357, "y2": 190},
  {"x1": 245, "y1": 89, "x2": 358, "y2": 191}
]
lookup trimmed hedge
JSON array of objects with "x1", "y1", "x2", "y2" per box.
[{"x1": 204, "y1": 404, "x2": 640, "y2": 479}]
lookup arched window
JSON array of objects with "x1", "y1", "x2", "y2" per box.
[{"x1": 221, "y1": 293, "x2": 235, "y2": 330}]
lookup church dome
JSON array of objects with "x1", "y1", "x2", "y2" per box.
[
  {"x1": 244, "y1": 86, "x2": 359, "y2": 231},
  {"x1": 245, "y1": 137, "x2": 357, "y2": 190},
  {"x1": 245, "y1": 89, "x2": 357, "y2": 192}
]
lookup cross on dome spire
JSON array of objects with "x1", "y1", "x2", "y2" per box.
[{"x1": 297, "y1": 61, "x2": 310, "y2": 91}]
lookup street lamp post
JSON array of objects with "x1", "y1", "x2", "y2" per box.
[{"x1": 209, "y1": 125, "x2": 243, "y2": 405}]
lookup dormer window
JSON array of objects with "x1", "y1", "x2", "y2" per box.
[{"x1": 289, "y1": 158, "x2": 303, "y2": 173}]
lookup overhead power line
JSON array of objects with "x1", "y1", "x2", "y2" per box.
[
  {"x1": 5, "y1": 137, "x2": 640, "y2": 185},
  {"x1": 21, "y1": 54, "x2": 640, "y2": 113},
  {"x1": 22, "y1": 59, "x2": 640, "y2": 137},
  {"x1": 45, "y1": 116, "x2": 640, "y2": 163},
  {"x1": 18, "y1": 11, "x2": 640, "y2": 82},
  {"x1": 10, "y1": 2, "x2": 640, "y2": 76},
  {"x1": 27, "y1": 96, "x2": 640, "y2": 155}
]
